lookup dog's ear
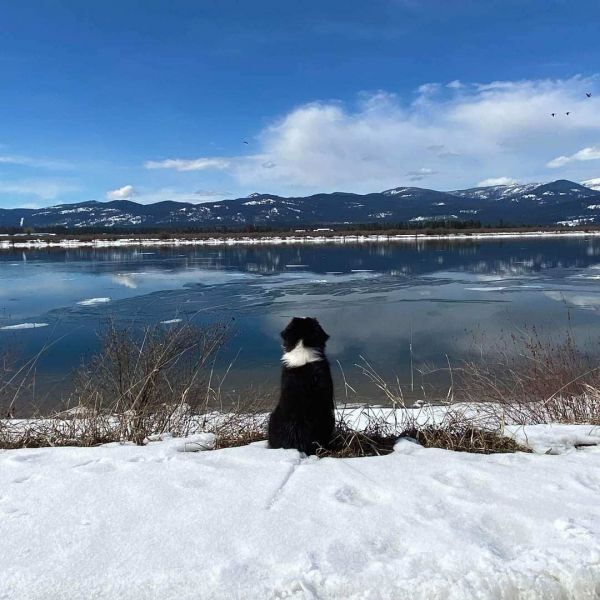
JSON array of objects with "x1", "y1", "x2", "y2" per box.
[
  {"x1": 306, "y1": 319, "x2": 329, "y2": 348},
  {"x1": 280, "y1": 318, "x2": 301, "y2": 348}
]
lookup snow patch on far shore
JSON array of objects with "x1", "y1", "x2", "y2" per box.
[
  {"x1": 3, "y1": 230, "x2": 600, "y2": 252},
  {"x1": 77, "y1": 297, "x2": 111, "y2": 306},
  {"x1": 0, "y1": 322, "x2": 49, "y2": 331}
]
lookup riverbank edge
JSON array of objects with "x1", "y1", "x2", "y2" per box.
[{"x1": 2, "y1": 228, "x2": 600, "y2": 249}]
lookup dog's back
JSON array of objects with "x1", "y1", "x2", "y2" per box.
[{"x1": 268, "y1": 317, "x2": 335, "y2": 455}]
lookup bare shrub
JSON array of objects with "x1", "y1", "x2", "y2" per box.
[
  {"x1": 68, "y1": 320, "x2": 228, "y2": 444},
  {"x1": 0, "y1": 345, "x2": 46, "y2": 418},
  {"x1": 0, "y1": 320, "x2": 229, "y2": 448},
  {"x1": 460, "y1": 327, "x2": 600, "y2": 425}
]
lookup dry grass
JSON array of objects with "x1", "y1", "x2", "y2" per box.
[
  {"x1": 317, "y1": 424, "x2": 397, "y2": 458},
  {"x1": 317, "y1": 398, "x2": 528, "y2": 458},
  {"x1": 207, "y1": 396, "x2": 272, "y2": 449},
  {"x1": 403, "y1": 426, "x2": 529, "y2": 454},
  {"x1": 0, "y1": 416, "x2": 120, "y2": 449}
]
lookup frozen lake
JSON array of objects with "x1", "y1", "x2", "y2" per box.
[{"x1": 2, "y1": 237, "x2": 600, "y2": 409}]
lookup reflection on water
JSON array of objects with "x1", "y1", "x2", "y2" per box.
[{"x1": 2, "y1": 237, "x2": 600, "y2": 408}]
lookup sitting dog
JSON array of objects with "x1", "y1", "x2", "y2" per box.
[{"x1": 268, "y1": 317, "x2": 335, "y2": 455}]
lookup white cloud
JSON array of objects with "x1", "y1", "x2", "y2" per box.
[
  {"x1": 0, "y1": 180, "x2": 79, "y2": 200},
  {"x1": 417, "y1": 82, "x2": 441, "y2": 95},
  {"x1": 0, "y1": 155, "x2": 72, "y2": 170},
  {"x1": 144, "y1": 76, "x2": 600, "y2": 193},
  {"x1": 477, "y1": 177, "x2": 518, "y2": 186},
  {"x1": 127, "y1": 188, "x2": 231, "y2": 205},
  {"x1": 144, "y1": 158, "x2": 231, "y2": 171},
  {"x1": 234, "y1": 75, "x2": 600, "y2": 192},
  {"x1": 406, "y1": 168, "x2": 438, "y2": 181},
  {"x1": 106, "y1": 185, "x2": 136, "y2": 200},
  {"x1": 547, "y1": 146, "x2": 600, "y2": 168}
]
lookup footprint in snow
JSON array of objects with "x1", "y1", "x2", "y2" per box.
[
  {"x1": 178, "y1": 479, "x2": 206, "y2": 490},
  {"x1": 75, "y1": 459, "x2": 117, "y2": 473},
  {"x1": 8, "y1": 452, "x2": 43, "y2": 463},
  {"x1": 73, "y1": 459, "x2": 96, "y2": 468},
  {"x1": 334, "y1": 485, "x2": 372, "y2": 507},
  {"x1": 11, "y1": 476, "x2": 32, "y2": 484},
  {"x1": 554, "y1": 518, "x2": 594, "y2": 541},
  {"x1": 0, "y1": 505, "x2": 20, "y2": 515}
]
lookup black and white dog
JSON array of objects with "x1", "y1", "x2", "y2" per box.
[{"x1": 268, "y1": 317, "x2": 334, "y2": 455}]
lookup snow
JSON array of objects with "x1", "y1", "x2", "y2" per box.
[
  {"x1": 160, "y1": 318, "x2": 183, "y2": 325},
  {"x1": 582, "y1": 178, "x2": 600, "y2": 191},
  {"x1": 556, "y1": 218, "x2": 595, "y2": 227},
  {"x1": 76, "y1": 297, "x2": 111, "y2": 306},
  {"x1": 381, "y1": 187, "x2": 410, "y2": 195},
  {"x1": 243, "y1": 198, "x2": 276, "y2": 206},
  {"x1": 1, "y1": 422, "x2": 599, "y2": 599},
  {"x1": 450, "y1": 183, "x2": 540, "y2": 200},
  {"x1": 3, "y1": 230, "x2": 600, "y2": 252},
  {"x1": 0, "y1": 322, "x2": 49, "y2": 331}
]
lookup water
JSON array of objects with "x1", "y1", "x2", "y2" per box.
[{"x1": 2, "y1": 237, "x2": 600, "y2": 409}]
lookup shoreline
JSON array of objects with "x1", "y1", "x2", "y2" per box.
[{"x1": 2, "y1": 228, "x2": 600, "y2": 249}]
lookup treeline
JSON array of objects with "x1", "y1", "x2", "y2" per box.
[{"x1": 0, "y1": 218, "x2": 547, "y2": 237}]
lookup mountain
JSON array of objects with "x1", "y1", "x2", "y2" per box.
[{"x1": 2, "y1": 179, "x2": 600, "y2": 230}]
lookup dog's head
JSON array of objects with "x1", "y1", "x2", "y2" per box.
[{"x1": 281, "y1": 317, "x2": 329, "y2": 352}]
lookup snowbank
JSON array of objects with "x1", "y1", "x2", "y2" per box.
[{"x1": 1, "y1": 424, "x2": 599, "y2": 599}]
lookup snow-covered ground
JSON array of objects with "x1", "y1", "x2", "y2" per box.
[
  {"x1": 1, "y1": 230, "x2": 600, "y2": 250},
  {"x1": 1, "y1": 424, "x2": 599, "y2": 599}
]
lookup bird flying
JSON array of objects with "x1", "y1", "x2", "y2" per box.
[
  {"x1": 243, "y1": 140, "x2": 249, "y2": 145},
  {"x1": 586, "y1": 92, "x2": 592, "y2": 98},
  {"x1": 565, "y1": 111, "x2": 571, "y2": 116},
  {"x1": 551, "y1": 113, "x2": 556, "y2": 117}
]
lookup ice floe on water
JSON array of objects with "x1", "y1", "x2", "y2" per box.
[
  {"x1": 0, "y1": 322, "x2": 49, "y2": 330},
  {"x1": 77, "y1": 297, "x2": 111, "y2": 306}
]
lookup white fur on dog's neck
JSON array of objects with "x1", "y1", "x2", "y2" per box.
[{"x1": 281, "y1": 340, "x2": 322, "y2": 368}]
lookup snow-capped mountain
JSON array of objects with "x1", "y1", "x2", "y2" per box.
[
  {"x1": 1, "y1": 180, "x2": 600, "y2": 230},
  {"x1": 450, "y1": 183, "x2": 541, "y2": 201},
  {"x1": 582, "y1": 178, "x2": 600, "y2": 192}
]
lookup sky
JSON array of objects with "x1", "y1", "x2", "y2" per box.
[{"x1": 1, "y1": 0, "x2": 600, "y2": 208}]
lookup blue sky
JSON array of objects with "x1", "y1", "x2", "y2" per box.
[{"x1": 1, "y1": 0, "x2": 600, "y2": 207}]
